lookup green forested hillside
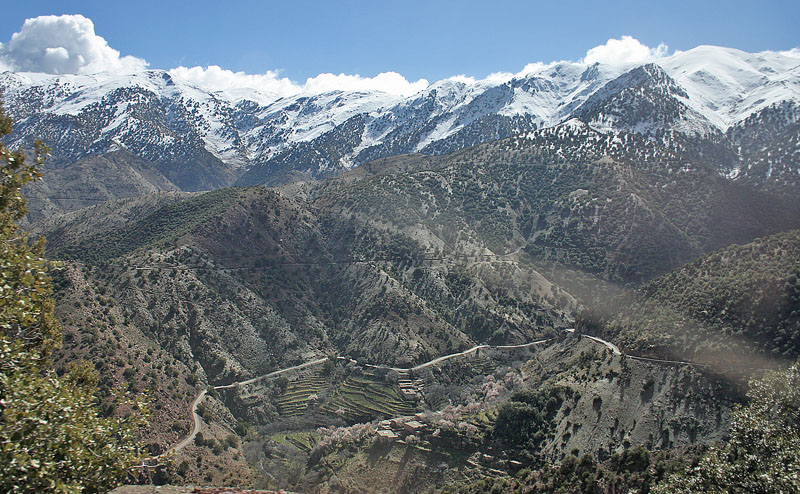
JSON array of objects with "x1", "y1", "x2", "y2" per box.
[
  {"x1": 42, "y1": 185, "x2": 566, "y2": 385},
  {"x1": 52, "y1": 188, "x2": 241, "y2": 263},
  {"x1": 309, "y1": 123, "x2": 800, "y2": 286}
]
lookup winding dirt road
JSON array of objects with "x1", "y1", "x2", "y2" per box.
[
  {"x1": 581, "y1": 333, "x2": 708, "y2": 366},
  {"x1": 169, "y1": 389, "x2": 208, "y2": 453},
  {"x1": 359, "y1": 339, "x2": 550, "y2": 373},
  {"x1": 583, "y1": 335, "x2": 622, "y2": 355},
  {"x1": 215, "y1": 358, "x2": 330, "y2": 390},
  {"x1": 408, "y1": 339, "x2": 549, "y2": 371},
  {"x1": 169, "y1": 357, "x2": 330, "y2": 454},
  {"x1": 166, "y1": 332, "x2": 702, "y2": 455},
  {"x1": 167, "y1": 340, "x2": 548, "y2": 453}
]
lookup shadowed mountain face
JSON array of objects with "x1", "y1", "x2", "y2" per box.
[
  {"x1": 579, "y1": 229, "x2": 800, "y2": 368},
  {"x1": 22, "y1": 149, "x2": 179, "y2": 222},
  {"x1": 306, "y1": 121, "x2": 800, "y2": 285}
]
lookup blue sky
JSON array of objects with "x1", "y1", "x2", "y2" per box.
[{"x1": 1, "y1": 0, "x2": 798, "y2": 84}]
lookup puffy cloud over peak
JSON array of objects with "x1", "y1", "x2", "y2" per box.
[
  {"x1": 0, "y1": 15, "x2": 428, "y2": 98},
  {"x1": 168, "y1": 65, "x2": 299, "y2": 99},
  {"x1": 445, "y1": 75, "x2": 479, "y2": 85},
  {"x1": 0, "y1": 14, "x2": 148, "y2": 74},
  {"x1": 0, "y1": 16, "x2": 672, "y2": 97},
  {"x1": 302, "y1": 71, "x2": 428, "y2": 97},
  {"x1": 441, "y1": 73, "x2": 515, "y2": 87},
  {"x1": 583, "y1": 35, "x2": 669, "y2": 65},
  {"x1": 779, "y1": 47, "x2": 800, "y2": 59},
  {"x1": 517, "y1": 62, "x2": 545, "y2": 74},
  {"x1": 170, "y1": 65, "x2": 429, "y2": 99},
  {"x1": 474, "y1": 37, "x2": 667, "y2": 86}
]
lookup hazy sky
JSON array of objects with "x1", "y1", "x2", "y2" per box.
[{"x1": 1, "y1": 1, "x2": 797, "y2": 86}]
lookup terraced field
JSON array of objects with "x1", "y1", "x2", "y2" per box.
[
  {"x1": 270, "y1": 431, "x2": 318, "y2": 453},
  {"x1": 462, "y1": 358, "x2": 497, "y2": 376},
  {"x1": 275, "y1": 376, "x2": 329, "y2": 417},
  {"x1": 271, "y1": 372, "x2": 419, "y2": 424},
  {"x1": 319, "y1": 376, "x2": 418, "y2": 422}
]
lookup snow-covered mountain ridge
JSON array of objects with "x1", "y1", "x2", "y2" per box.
[{"x1": 1, "y1": 45, "x2": 798, "y2": 190}]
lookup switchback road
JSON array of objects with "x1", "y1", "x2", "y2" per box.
[
  {"x1": 167, "y1": 332, "x2": 703, "y2": 455},
  {"x1": 168, "y1": 339, "x2": 548, "y2": 453}
]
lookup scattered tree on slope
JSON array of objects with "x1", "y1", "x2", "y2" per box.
[{"x1": 653, "y1": 358, "x2": 800, "y2": 493}]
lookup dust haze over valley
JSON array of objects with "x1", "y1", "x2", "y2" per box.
[{"x1": 2, "y1": 10, "x2": 800, "y2": 494}]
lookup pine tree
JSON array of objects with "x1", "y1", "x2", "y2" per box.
[{"x1": 0, "y1": 102, "x2": 148, "y2": 493}]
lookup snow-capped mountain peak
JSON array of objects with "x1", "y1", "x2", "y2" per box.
[
  {"x1": 1, "y1": 45, "x2": 798, "y2": 190},
  {"x1": 660, "y1": 45, "x2": 800, "y2": 129}
]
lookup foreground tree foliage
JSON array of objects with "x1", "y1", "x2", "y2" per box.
[
  {"x1": 493, "y1": 387, "x2": 570, "y2": 465},
  {"x1": 0, "y1": 103, "x2": 148, "y2": 493},
  {"x1": 654, "y1": 359, "x2": 800, "y2": 493}
]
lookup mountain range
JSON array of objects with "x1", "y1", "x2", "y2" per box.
[
  {"x1": 4, "y1": 43, "x2": 800, "y2": 490},
  {"x1": 2, "y1": 45, "x2": 799, "y2": 221}
]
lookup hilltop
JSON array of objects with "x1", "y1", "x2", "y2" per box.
[{"x1": 579, "y1": 229, "x2": 800, "y2": 367}]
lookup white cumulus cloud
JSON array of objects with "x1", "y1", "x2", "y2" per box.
[
  {"x1": 0, "y1": 14, "x2": 148, "y2": 74},
  {"x1": 445, "y1": 75, "x2": 479, "y2": 85},
  {"x1": 302, "y1": 71, "x2": 428, "y2": 97},
  {"x1": 169, "y1": 65, "x2": 300, "y2": 99},
  {"x1": 517, "y1": 62, "x2": 548, "y2": 76},
  {"x1": 0, "y1": 16, "x2": 675, "y2": 97},
  {"x1": 0, "y1": 15, "x2": 429, "y2": 97},
  {"x1": 779, "y1": 47, "x2": 800, "y2": 59},
  {"x1": 442, "y1": 66, "x2": 545, "y2": 87},
  {"x1": 171, "y1": 66, "x2": 429, "y2": 98},
  {"x1": 462, "y1": 37, "x2": 668, "y2": 86},
  {"x1": 583, "y1": 36, "x2": 668, "y2": 65}
]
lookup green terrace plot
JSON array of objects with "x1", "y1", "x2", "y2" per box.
[
  {"x1": 463, "y1": 357, "x2": 498, "y2": 376},
  {"x1": 271, "y1": 372, "x2": 419, "y2": 424},
  {"x1": 318, "y1": 376, "x2": 418, "y2": 422},
  {"x1": 275, "y1": 376, "x2": 330, "y2": 417},
  {"x1": 269, "y1": 431, "x2": 318, "y2": 453}
]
